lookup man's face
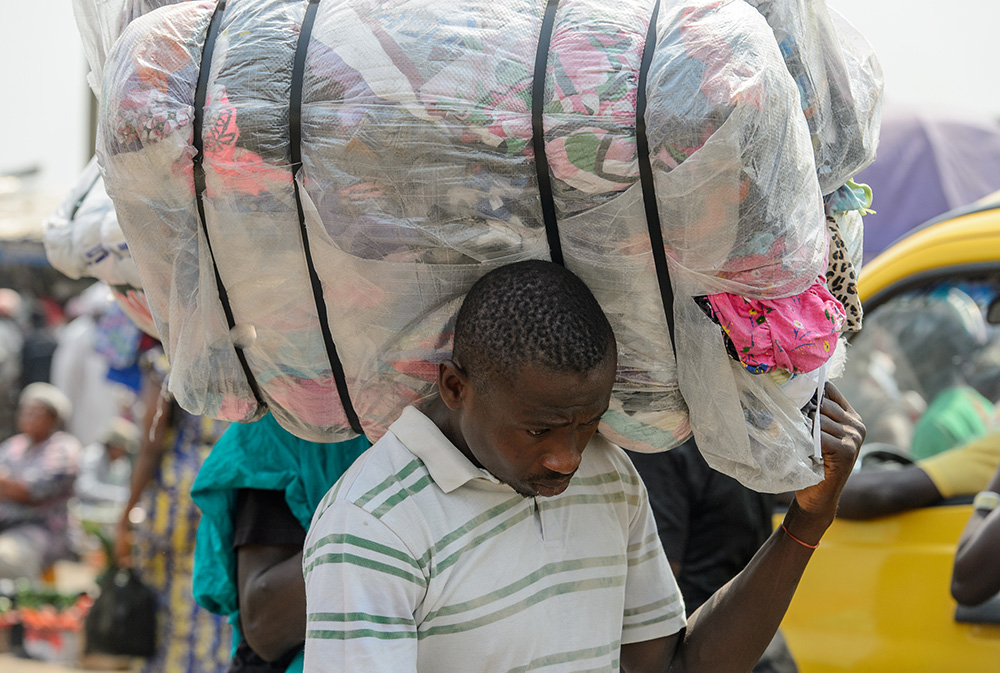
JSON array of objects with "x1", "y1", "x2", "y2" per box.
[{"x1": 456, "y1": 360, "x2": 615, "y2": 498}]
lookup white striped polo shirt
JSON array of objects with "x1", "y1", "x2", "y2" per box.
[{"x1": 303, "y1": 406, "x2": 685, "y2": 673}]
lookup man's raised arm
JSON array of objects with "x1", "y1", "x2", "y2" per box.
[{"x1": 621, "y1": 381, "x2": 865, "y2": 673}]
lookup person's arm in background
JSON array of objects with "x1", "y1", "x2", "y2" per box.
[
  {"x1": 0, "y1": 468, "x2": 78, "y2": 503},
  {"x1": 238, "y1": 543, "x2": 307, "y2": 661},
  {"x1": 839, "y1": 432, "x2": 1000, "y2": 520},
  {"x1": 0, "y1": 472, "x2": 33, "y2": 503},
  {"x1": 114, "y1": 373, "x2": 171, "y2": 566},
  {"x1": 951, "y1": 463, "x2": 1000, "y2": 606},
  {"x1": 234, "y1": 488, "x2": 309, "y2": 662},
  {"x1": 836, "y1": 465, "x2": 942, "y2": 519}
]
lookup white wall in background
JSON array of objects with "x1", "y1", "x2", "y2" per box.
[
  {"x1": 0, "y1": 0, "x2": 90, "y2": 197},
  {"x1": 831, "y1": 0, "x2": 1000, "y2": 118}
]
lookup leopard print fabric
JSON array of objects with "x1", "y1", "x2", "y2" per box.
[{"x1": 825, "y1": 214, "x2": 862, "y2": 331}]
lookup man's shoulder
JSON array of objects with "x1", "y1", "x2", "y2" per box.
[
  {"x1": 313, "y1": 430, "x2": 427, "y2": 517},
  {"x1": 306, "y1": 431, "x2": 441, "y2": 566}
]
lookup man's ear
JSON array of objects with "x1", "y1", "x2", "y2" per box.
[{"x1": 438, "y1": 359, "x2": 469, "y2": 411}]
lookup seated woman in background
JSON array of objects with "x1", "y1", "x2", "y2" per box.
[{"x1": 0, "y1": 383, "x2": 80, "y2": 581}]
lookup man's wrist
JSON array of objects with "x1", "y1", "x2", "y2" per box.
[{"x1": 781, "y1": 501, "x2": 831, "y2": 549}]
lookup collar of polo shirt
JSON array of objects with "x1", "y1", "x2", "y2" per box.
[{"x1": 388, "y1": 406, "x2": 504, "y2": 494}]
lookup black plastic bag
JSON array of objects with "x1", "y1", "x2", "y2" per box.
[{"x1": 84, "y1": 567, "x2": 157, "y2": 657}]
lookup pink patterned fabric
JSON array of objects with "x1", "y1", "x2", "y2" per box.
[{"x1": 704, "y1": 277, "x2": 846, "y2": 374}]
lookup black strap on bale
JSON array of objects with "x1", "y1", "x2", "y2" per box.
[
  {"x1": 69, "y1": 170, "x2": 102, "y2": 221},
  {"x1": 636, "y1": 0, "x2": 677, "y2": 354},
  {"x1": 290, "y1": 0, "x2": 364, "y2": 435},
  {"x1": 532, "y1": 0, "x2": 564, "y2": 266},
  {"x1": 192, "y1": 0, "x2": 265, "y2": 407}
]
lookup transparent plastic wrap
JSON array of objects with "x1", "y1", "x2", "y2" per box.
[
  {"x1": 43, "y1": 157, "x2": 159, "y2": 338},
  {"x1": 43, "y1": 157, "x2": 142, "y2": 290},
  {"x1": 745, "y1": 0, "x2": 884, "y2": 195},
  {"x1": 72, "y1": 0, "x2": 190, "y2": 97},
  {"x1": 646, "y1": 0, "x2": 828, "y2": 300},
  {"x1": 100, "y1": 2, "x2": 265, "y2": 426},
  {"x1": 97, "y1": 0, "x2": 878, "y2": 489},
  {"x1": 644, "y1": 0, "x2": 827, "y2": 489},
  {"x1": 835, "y1": 208, "x2": 864, "y2": 271}
]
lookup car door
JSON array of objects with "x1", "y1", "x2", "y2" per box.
[{"x1": 781, "y1": 213, "x2": 1000, "y2": 672}]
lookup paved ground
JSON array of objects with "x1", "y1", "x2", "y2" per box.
[{"x1": 0, "y1": 652, "x2": 126, "y2": 673}]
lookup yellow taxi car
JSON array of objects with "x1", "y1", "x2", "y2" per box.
[{"x1": 779, "y1": 195, "x2": 1000, "y2": 672}]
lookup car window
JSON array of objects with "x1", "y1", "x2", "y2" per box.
[{"x1": 840, "y1": 274, "x2": 1000, "y2": 456}]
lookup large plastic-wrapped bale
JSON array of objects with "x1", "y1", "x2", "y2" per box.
[
  {"x1": 69, "y1": 0, "x2": 217, "y2": 345},
  {"x1": 69, "y1": 0, "x2": 188, "y2": 340},
  {"x1": 43, "y1": 158, "x2": 160, "y2": 338},
  {"x1": 100, "y1": 1, "x2": 306, "y2": 431},
  {"x1": 745, "y1": 0, "x2": 883, "y2": 195},
  {"x1": 98, "y1": 0, "x2": 851, "y2": 490},
  {"x1": 643, "y1": 0, "x2": 830, "y2": 487},
  {"x1": 647, "y1": 1, "x2": 829, "y2": 297},
  {"x1": 44, "y1": 157, "x2": 143, "y2": 290},
  {"x1": 299, "y1": 0, "x2": 692, "y2": 455}
]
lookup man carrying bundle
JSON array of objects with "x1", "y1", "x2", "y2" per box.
[{"x1": 302, "y1": 260, "x2": 864, "y2": 673}]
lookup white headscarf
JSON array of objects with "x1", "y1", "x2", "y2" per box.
[{"x1": 20, "y1": 382, "x2": 73, "y2": 424}]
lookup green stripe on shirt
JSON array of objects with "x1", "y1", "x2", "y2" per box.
[
  {"x1": 304, "y1": 532, "x2": 423, "y2": 571},
  {"x1": 622, "y1": 604, "x2": 686, "y2": 630},
  {"x1": 371, "y1": 474, "x2": 435, "y2": 518},
  {"x1": 432, "y1": 506, "x2": 534, "y2": 576},
  {"x1": 417, "y1": 495, "x2": 526, "y2": 568},
  {"x1": 309, "y1": 612, "x2": 415, "y2": 626},
  {"x1": 423, "y1": 554, "x2": 627, "y2": 621},
  {"x1": 419, "y1": 576, "x2": 627, "y2": 637},
  {"x1": 354, "y1": 458, "x2": 426, "y2": 508},
  {"x1": 307, "y1": 628, "x2": 417, "y2": 641},
  {"x1": 304, "y1": 551, "x2": 426, "y2": 587},
  {"x1": 502, "y1": 641, "x2": 621, "y2": 673},
  {"x1": 623, "y1": 594, "x2": 681, "y2": 618}
]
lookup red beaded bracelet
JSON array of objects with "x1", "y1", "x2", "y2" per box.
[{"x1": 781, "y1": 523, "x2": 819, "y2": 550}]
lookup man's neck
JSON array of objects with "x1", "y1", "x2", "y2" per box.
[{"x1": 423, "y1": 395, "x2": 482, "y2": 470}]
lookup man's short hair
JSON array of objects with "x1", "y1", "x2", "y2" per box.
[{"x1": 453, "y1": 260, "x2": 616, "y2": 385}]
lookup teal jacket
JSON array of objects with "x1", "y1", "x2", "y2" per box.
[{"x1": 191, "y1": 413, "x2": 369, "y2": 673}]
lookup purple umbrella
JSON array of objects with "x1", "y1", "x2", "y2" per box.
[{"x1": 856, "y1": 105, "x2": 1000, "y2": 258}]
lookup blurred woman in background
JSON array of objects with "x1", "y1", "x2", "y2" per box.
[{"x1": 114, "y1": 344, "x2": 232, "y2": 673}]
